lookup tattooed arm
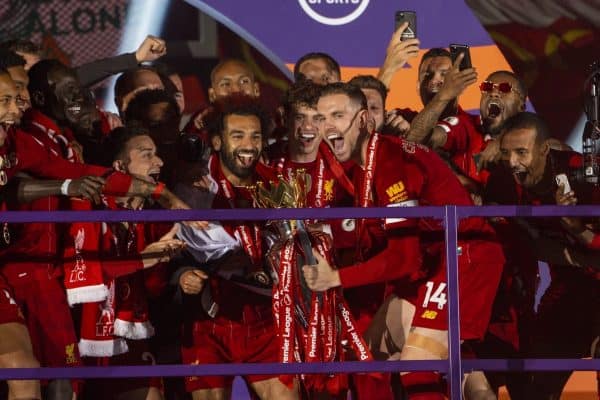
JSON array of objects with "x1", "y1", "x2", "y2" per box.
[
  {"x1": 405, "y1": 98, "x2": 453, "y2": 149},
  {"x1": 404, "y1": 53, "x2": 477, "y2": 148}
]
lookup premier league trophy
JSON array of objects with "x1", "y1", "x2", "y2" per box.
[{"x1": 250, "y1": 170, "x2": 372, "y2": 396}]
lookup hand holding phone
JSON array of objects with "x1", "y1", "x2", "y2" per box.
[
  {"x1": 449, "y1": 44, "x2": 472, "y2": 71},
  {"x1": 395, "y1": 11, "x2": 416, "y2": 41},
  {"x1": 555, "y1": 173, "x2": 572, "y2": 194}
]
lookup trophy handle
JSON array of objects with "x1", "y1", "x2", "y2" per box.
[{"x1": 296, "y1": 220, "x2": 316, "y2": 264}]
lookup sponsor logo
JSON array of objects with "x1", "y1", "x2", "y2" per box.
[
  {"x1": 421, "y1": 310, "x2": 438, "y2": 320},
  {"x1": 298, "y1": 0, "x2": 370, "y2": 26},
  {"x1": 385, "y1": 180, "x2": 408, "y2": 203}
]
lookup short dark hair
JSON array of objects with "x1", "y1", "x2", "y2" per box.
[
  {"x1": 124, "y1": 88, "x2": 181, "y2": 127},
  {"x1": 0, "y1": 39, "x2": 41, "y2": 55},
  {"x1": 115, "y1": 65, "x2": 163, "y2": 111},
  {"x1": 28, "y1": 59, "x2": 70, "y2": 105},
  {"x1": 282, "y1": 79, "x2": 322, "y2": 118},
  {"x1": 348, "y1": 75, "x2": 388, "y2": 105},
  {"x1": 500, "y1": 112, "x2": 550, "y2": 145},
  {"x1": 104, "y1": 125, "x2": 152, "y2": 165},
  {"x1": 487, "y1": 70, "x2": 528, "y2": 98},
  {"x1": 294, "y1": 52, "x2": 341, "y2": 82},
  {"x1": 319, "y1": 82, "x2": 367, "y2": 111},
  {"x1": 210, "y1": 59, "x2": 254, "y2": 84},
  {"x1": 0, "y1": 50, "x2": 26, "y2": 69},
  {"x1": 419, "y1": 48, "x2": 452, "y2": 71},
  {"x1": 206, "y1": 94, "x2": 270, "y2": 140},
  {"x1": 152, "y1": 61, "x2": 176, "y2": 77}
]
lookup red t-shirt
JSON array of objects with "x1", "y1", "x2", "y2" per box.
[
  {"x1": 340, "y1": 135, "x2": 491, "y2": 289},
  {"x1": 437, "y1": 108, "x2": 492, "y2": 184},
  {"x1": 200, "y1": 157, "x2": 278, "y2": 325},
  {"x1": 0, "y1": 114, "x2": 129, "y2": 274}
]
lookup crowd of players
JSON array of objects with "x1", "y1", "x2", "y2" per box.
[{"x1": 0, "y1": 21, "x2": 598, "y2": 400}]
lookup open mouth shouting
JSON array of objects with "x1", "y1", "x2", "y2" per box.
[
  {"x1": 295, "y1": 127, "x2": 319, "y2": 149},
  {"x1": 0, "y1": 119, "x2": 15, "y2": 130},
  {"x1": 485, "y1": 100, "x2": 503, "y2": 121},
  {"x1": 148, "y1": 171, "x2": 161, "y2": 184},
  {"x1": 235, "y1": 149, "x2": 258, "y2": 168},
  {"x1": 512, "y1": 169, "x2": 527, "y2": 184},
  {"x1": 326, "y1": 132, "x2": 345, "y2": 155},
  {"x1": 299, "y1": 131, "x2": 316, "y2": 143}
]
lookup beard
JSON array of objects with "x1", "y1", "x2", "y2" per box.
[
  {"x1": 482, "y1": 118, "x2": 500, "y2": 137},
  {"x1": 220, "y1": 145, "x2": 259, "y2": 180}
]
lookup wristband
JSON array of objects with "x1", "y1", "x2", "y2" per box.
[
  {"x1": 151, "y1": 182, "x2": 166, "y2": 200},
  {"x1": 61, "y1": 179, "x2": 72, "y2": 196}
]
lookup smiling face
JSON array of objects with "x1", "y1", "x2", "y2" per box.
[
  {"x1": 499, "y1": 127, "x2": 548, "y2": 188},
  {"x1": 418, "y1": 55, "x2": 452, "y2": 106},
  {"x1": 6, "y1": 65, "x2": 30, "y2": 112},
  {"x1": 0, "y1": 73, "x2": 21, "y2": 147},
  {"x1": 361, "y1": 88, "x2": 385, "y2": 132},
  {"x1": 117, "y1": 134, "x2": 163, "y2": 183},
  {"x1": 289, "y1": 103, "x2": 323, "y2": 162},
  {"x1": 213, "y1": 113, "x2": 263, "y2": 184},
  {"x1": 317, "y1": 93, "x2": 366, "y2": 163},
  {"x1": 480, "y1": 72, "x2": 525, "y2": 136},
  {"x1": 44, "y1": 65, "x2": 97, "y2": 130},
  {"x1": 209, "y1": 61, "x2": 260, "y2": 103}
]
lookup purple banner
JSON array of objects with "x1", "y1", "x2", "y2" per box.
[{"x1": 187, "y1": 0, "x2": 494, "y2": 68}]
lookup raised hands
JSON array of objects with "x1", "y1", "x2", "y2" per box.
[
  {"x1": 436, "y1": 53, "x2": 477, "y2": 102},
  {"x1": 377, "y1": 22, "x2": 420, "y2": 88},
  {"x1": 135, "y1": 35, "x2": 167, "y2": 63}
]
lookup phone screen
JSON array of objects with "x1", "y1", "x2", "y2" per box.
[
  {"x1": 450, "y1": 44, "x2": 472, "y2": 70},
  {"x1": 395, "y1": 11, "x2": 416, "y2": 41}
]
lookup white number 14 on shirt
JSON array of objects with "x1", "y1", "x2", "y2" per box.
[{"x1": 422, "y1": 282, "x2": 447, "y2": 310}]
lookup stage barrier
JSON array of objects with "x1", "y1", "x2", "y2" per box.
[{"x1": 1, "y1": 205, "x2": 599, "y2": 399}]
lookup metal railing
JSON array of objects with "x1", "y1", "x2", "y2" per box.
[{"x1": 1, "y1": 205, "x2": 599, "y2": 399}]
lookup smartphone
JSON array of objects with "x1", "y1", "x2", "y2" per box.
[
  {"x1": 449, "y1": 44, "x2": 472, "y2": 71},
  {"x1": 555, "y1": 173, "x2": 572, "y2": 194},
  {"x1": 395, "y1": 11, "x2": 416, "y2": 41}
]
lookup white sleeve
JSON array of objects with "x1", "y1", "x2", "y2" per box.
[
  {"x1": 177, "y1": 222, "x2": 240, "y2": 264},
  {"x1": 173, "y1": 176, "x2": 240, "y2": 263}
]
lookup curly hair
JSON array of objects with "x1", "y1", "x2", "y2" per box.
[
  {"x1": 205, "y1": 94, "x2": 271, "y2": 141},
  {"x1": 282, "y1": 79, "x2": 322, "y2": 117}
]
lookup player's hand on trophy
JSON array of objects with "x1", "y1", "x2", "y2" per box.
[
  {"x1": 302, "y1": 251, "x2": 340, "y2": 292},
  {"x1": 179, "y1": 269, "x2": 208, "y2": 295}
]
